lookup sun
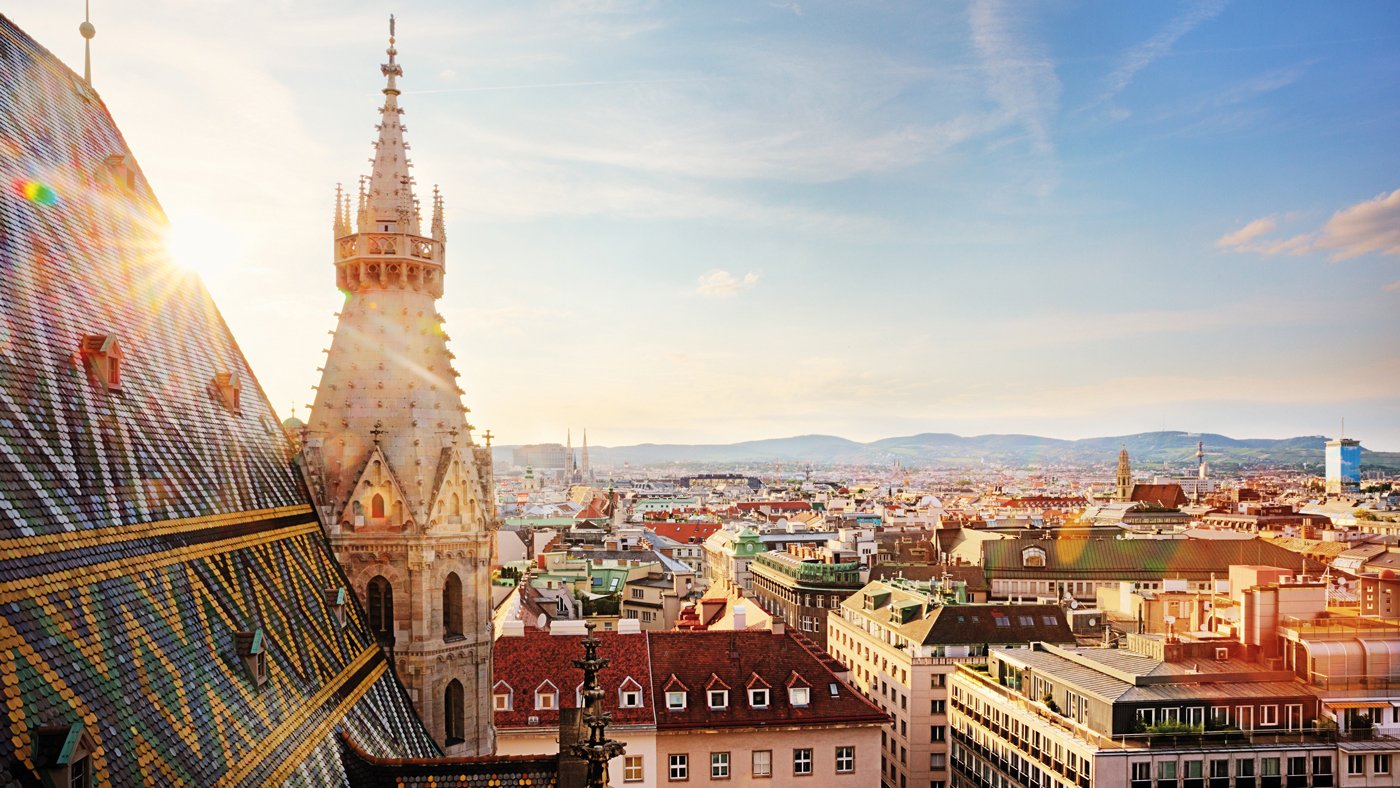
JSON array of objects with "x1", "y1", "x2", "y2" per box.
[{"x1": 162, "y1": 212, "x2": 246, "y2": 280}]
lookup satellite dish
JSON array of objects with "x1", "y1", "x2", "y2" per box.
[
  {"x1": 537, "y1": 613, "x2": 547, "y2": 629},
  {"x1": 1164, "y1": 615, "x2": 1177, "y2": 625},
  {"x1": 1068, "y1": 598, "x2": 1080, "y2": 610}
]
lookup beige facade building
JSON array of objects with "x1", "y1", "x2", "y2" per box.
[
  {"x1": 828, "y1": 579, "x2": 1074, "y2": 788},
  {"x1": 299, "y1": 22, "x2": 496, "y2": 755}
]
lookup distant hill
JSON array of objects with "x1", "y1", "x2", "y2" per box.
[{"x1": 493, "y1": 431, "x2": 1400, "y2": 472}]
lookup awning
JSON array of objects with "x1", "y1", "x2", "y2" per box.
[{"x1": 1325, "y1": 701, "x2": 1392, "y2": 710}]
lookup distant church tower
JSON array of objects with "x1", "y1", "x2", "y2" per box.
[
  {"x1": 298, "y1": 17, "x2": 495, "y2": 756},
  {"x1": 581, "y1": 428, "x2": 592, "y2": 483},
  {"x1": 1115, "y1": 446, "x2": 1133, "y2": 500}
]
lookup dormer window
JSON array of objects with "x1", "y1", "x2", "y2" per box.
[
  {"x1": 1022, "y1": 546, "x2": 1047, "y2": 568},
  {"x1": 325, "y1": 586, "x2": 347, "y2": 628},
  {"x1": 749, "y1": 688, "x2": 770, "y2": 708},
  {"x1": 493, "y1": 681, "x2": 513, "y2": 712},
  {"x1": 79, "y1": 334, "x2": 123, "y2": 391},
  {"x1": 708, "y1": 689, "x2": 729, "y2": 710},
  {"x1": 34, "y1": 723, "x2": 94, "y2": 788},
  {"x1": 234, "y1": 628, "x2": 268, "y2": 688},
  {"x1": 212, "y1": 372, "x2": 241, "y2": 414},
  {"x1": 666, "y1": 691, "x2": 687, "y2": 711},
  {"x1": 535, "y1": 681, "x2": 558, "y2": 711},
  {"x1": 618, "y1": 677, "x2": 643, "y2": 708},
  {"x1": 789, "y1": 686, "x2": 810, "y2": 707}
]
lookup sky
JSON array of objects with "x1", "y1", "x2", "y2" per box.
[{"x1": 10, "y1": 1, "x2": 1400, "y2": 449}]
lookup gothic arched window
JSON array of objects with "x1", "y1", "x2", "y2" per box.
[
  {"x1": 450, "y1": 493, "x2": 461, "y2": 517},
  {"x1": 367, "y1": 576, "x2": 394, "y2": 645},
  {"x1": 371, "y1": 494, "x2": 386, "y2": 519},
  {"x1": 445, "y1": 679, "x2": 465, "y2": 746},
  {"x1": 443, "y1": 573, "x2": 464, "y2": 639}
]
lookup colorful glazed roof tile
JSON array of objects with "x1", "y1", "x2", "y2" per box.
[{"x1": 0, "y1": 14, "x2": 443, "y2": 785}]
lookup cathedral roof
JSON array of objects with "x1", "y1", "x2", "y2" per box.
[{"x1": 0, "y1": 14, "x2": 440, "y2": 784}]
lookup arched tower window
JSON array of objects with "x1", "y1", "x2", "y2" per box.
[
  {"x1": 367, "y1": 576, "x2": 394, "y2": 645},
  {"x1": 450, "y1": 493, "x2": 461, "y2": 517},
  {"x1": 445, "y1": 679, "x2": 465, "y2": 746},
  {"x1": 443, "y1": 573, "x2": 464, "y2": 639},
  {"x1": 371, "y1": 494, "x2": 386, "y2": 519}
]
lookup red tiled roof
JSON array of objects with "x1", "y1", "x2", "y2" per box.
[
  {"x1": 1131, "y1": 483, "x2": 1188, "y2": 509},
  {"x1": 493, "y1": 629, "x2": 655, "y2": 730},
  {"x1": 646, "y1": 631, "x2": 886, "y2": 730},
  {"x1": 648, "y1": 521, "x2": 722, "y2": 543},
  {"x1": 736, "y1": 501, "x2": 812, "y2": 512}
]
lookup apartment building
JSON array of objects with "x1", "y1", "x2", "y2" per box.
[{"x1": 828, "y1": 578, "x2": 1074, "y2": 788}]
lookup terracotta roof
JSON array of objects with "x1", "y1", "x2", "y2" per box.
[
  {"x1": 982, "y1": 536, "x2": 1320, "y2": 579},
  {"x1": 493, "y1": 628, "x2": 655, "y2": 730},
  {"x1": 0, "y1": 14, "x2": 438, "y2": 784},
  {"x1": 647, "y1": 521, "x2": 722, "y2": 543},
  {"x1": 646, "y1": 630, "x2": 886, "y2": 730},
  {"x1": 1130, "y1": 483, "x2": 1188, "y2": 509},
  {"x1": 736, "y1": 501, "x2": 812, "y2": 512}
]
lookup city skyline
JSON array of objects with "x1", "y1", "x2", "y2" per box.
[{"x1": 12, "y1": 1, "x2": 1400, "y2": 449}]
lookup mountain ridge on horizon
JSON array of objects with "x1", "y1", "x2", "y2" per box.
[{"x1": 491, "y1": 430, "x2": 1400, "y2": 471}]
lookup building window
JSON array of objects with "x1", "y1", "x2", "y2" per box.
[
  {"x1": 1210, "y1": 760, "x2": 1228, "y2": 779},
  {"x1": 442, "y1": 572, "x2": 464, "y2": 639},
  {"x1": 930, "y1": 726, "x2": 945, "y2": 742},
  {"x1": 666, "y1": 691, "x2": 687, "y2": 711},
  {"x1": 493, "y1": 683, "x2": 512, "y2": 712},
  {"x1": 1376, "y1": 754, "x2": 1391, "y2": 775},
  {"x1": 1287, "y1": 757, "x2": 1306, "y2": 777},
  {"x1": 1261, "y1": 758, "x2": 1279, "y2": 777},
  {"x1": 624, "y1": 755, "x2": 644, "y2": 782},
  {"x1": 789, "y1": 687, "x2": 810, "y2": 707},
  {"x1": 535, "y1": 683, "x2": 558, "y2": 710},
  {"x1": 753, "y1": 750, "x2": 772, "y2": 778},
  {"x1": 749, "y1": 688, "x2": 770, "y2": 708},
  {"x1": 619, "y1": 686, "x2": 643, "y2": 708},
  {"x1": 1237, "y1": 759, "x2": 1255, "y2": 779},
  {"x1": 445, "y1": 680, "x2": 465, "y2": 745},
  {"x1": 708, "y1": 690, "x2": 729, "y2": 710},
  {"x1": 669, "y1": 754, "x2": 689, "y2": 780},
  {"x1": 1348, "y1": 755, "x2": 1364, "y2": 775},
  {"x1": 1131, "y1": 762, "x2": 1151, "y2": 785},
  {"x1": 1260, "y1": 704, "x2": 1278, "y2": 726},
  {"x1": 930, "y1": 753, "x2": 946, "y2": 770},
  {"x1": 836, "y1": 746, "x2": 854, "y2": 773},
  {"x1": 1159, "y1": 762, "x2": 1178, "y2": 781},
  {"x1": 367, "y1": 576, "x2": 394, "y2": 642},
  {"x1": 1209, "y1": 706, "x2": 1228, "y2": 727},
  {"x1": 711, "y1": 752, "x2": 730, "y2": 779},
  {"x1": 931, "y1": 700, "x2": 945, "y2": 714},
  {"x1": 1313, "y1": 756, "x2": 1331, "y2": 780},
  {"x1": 794, "y1": 748, "x2": 813, "y2": 776},
  {"x1": 631, "y1": 588, "x2": 644, "y2": 599}
]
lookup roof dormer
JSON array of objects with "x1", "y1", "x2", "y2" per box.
[
  {"x1": 79, "y1": 334, "x2": 123, "y2": 392},
  {"x1": 33, "y1": 723, "x2": 95, "y2": 788},
  {"x1": 211, "y1": 372, "x2": 241, "y2": 415},
  {"x1": 234, "y1": 628, "x2": 268, "y2": 688},
  {"x1": 1022, "y1": 546, "x2": 1047, "y2": 568}
]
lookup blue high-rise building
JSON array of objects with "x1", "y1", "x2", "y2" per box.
[{"x1": 1326, "y1": 437, "x2": 1361, "y2": 495}]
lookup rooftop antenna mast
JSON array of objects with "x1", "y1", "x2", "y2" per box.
[{"x1": 79, "y1": 0, "x2": 96, "y2": 84}]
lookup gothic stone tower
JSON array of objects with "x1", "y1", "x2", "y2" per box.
[
  {"x1": 1115, "y1": 446, "x2": 1133, "y2": 501},
  {"x1": 299, "y1": 18, "x2": 496, "y2": 756}
]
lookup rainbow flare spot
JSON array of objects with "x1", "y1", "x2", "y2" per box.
[{"x1": 15, "y1": 179, "x2": 58, "y2": 206}]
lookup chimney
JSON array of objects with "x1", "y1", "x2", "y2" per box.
[
  {"x1": 502, "y1": 620, "x2": 525, "y2": 638},
  {"x1": 733, "y1": 604, "x2": 746, "y2": 631},
  {"x1": 771, "y1": 620, "x2": 785, "y2": 636}
]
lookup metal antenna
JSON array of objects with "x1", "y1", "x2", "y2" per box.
[{"x1": 79, "y1": 0, "x2": 96, "y2": 84}]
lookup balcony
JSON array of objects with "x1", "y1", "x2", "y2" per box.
[{"x1": 752, "y1": 552, "x2": 863, "y2": 586}]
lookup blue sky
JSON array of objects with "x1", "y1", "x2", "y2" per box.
[{"x1": 12, "y1": 1, "x2": 1400, "y2": 449}]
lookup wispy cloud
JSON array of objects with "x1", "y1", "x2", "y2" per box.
[
  {"x1": 1217, "y1": 188, "x2": 1400, "y2": 261},
  {"x1": 1215, "y1": 217, "x2": 1277, "y2": 249},
  {"x1": 1093, "y1": 0, "x2": 1228, "y2": 114},
  {"x1": 968, "y1": 0, "x2": 1061, "y2": 156},
  {"x1": 695, "y1": 269, "x2": 759, "y2": 297}
]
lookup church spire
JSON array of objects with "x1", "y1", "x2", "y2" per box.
[
  {"x1": 367, "y1": 14, "x2": 416, "y2": 231},
  {"x1": 1115, "y1": 446, "x2": 1132, "y2": 500}
]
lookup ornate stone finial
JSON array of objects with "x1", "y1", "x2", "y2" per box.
[
  {"x1": 333, "y1": 183, "x2": 347, "y2": 236},
  {"x1": 356, "y1": 176, "x2": 368, "y2": 231},
  {"x1": 79, "y1": 0, "x2": 96, "y2": 85},
  {"x1": 431, "y1": 185, "x2": 446, "y2": 242},
  {"x1": 570, "y1": 622, "x2": 626, "y2": 788}
]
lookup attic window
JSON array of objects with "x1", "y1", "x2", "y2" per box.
[
  {"x1": 326, "y1": 586, "x2": 347, "y2": 628},
  {"x1": 788, "y1": 686, "x2": 811, "y2": 707},
  {"x1": 708, "y1": 689, "x2": 729, "y2": 710},
  {"x1": 493, "y1": 681, "x2": 514, "y2": 711},
  {"x1": 234, "y1": 628, "x2": 268, "y2": 688},
  {"x1": 34, "y1": 723, "x2": 94, "y2": 788},
  {"x1": 212, "y1": 372, "x2": 241, "y2": 414},
  {"x1": 79, "y1": 334, "x2": 123, "y2": 391},
  {"x1": 535, "y1": 681, "x2": 558, "y2": 711},
  {"x1": 619, "y1": 677, "x2": 643, "y2": 708},
  {"x1": 1022, "y1": 547, "x2": 1047, "y2": 568},
  {"x1": 829, "y1": 682, "x2": 840, "y2": 697},
  {"x1": 666, "y1": 691, "x2": 687, "y2": 711},
  {"x1": 748, "y1": 688, "x2": 770, "y2": 708}
]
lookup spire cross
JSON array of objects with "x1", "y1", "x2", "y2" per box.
[
  {"x1": 370, "y1": 421, "x2": 385, "y2": 445},
  {"x1": 482, "y1": 430, "x2": 494, "y2": 448}
]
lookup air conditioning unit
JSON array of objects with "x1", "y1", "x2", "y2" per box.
[{"x1": 1214, "y1": 648, "x2": 1229, "y2": 661}]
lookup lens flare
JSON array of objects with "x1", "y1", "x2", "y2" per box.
[{"x1": 14, "y1": 179, "x2": 58, "y2": 206}]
